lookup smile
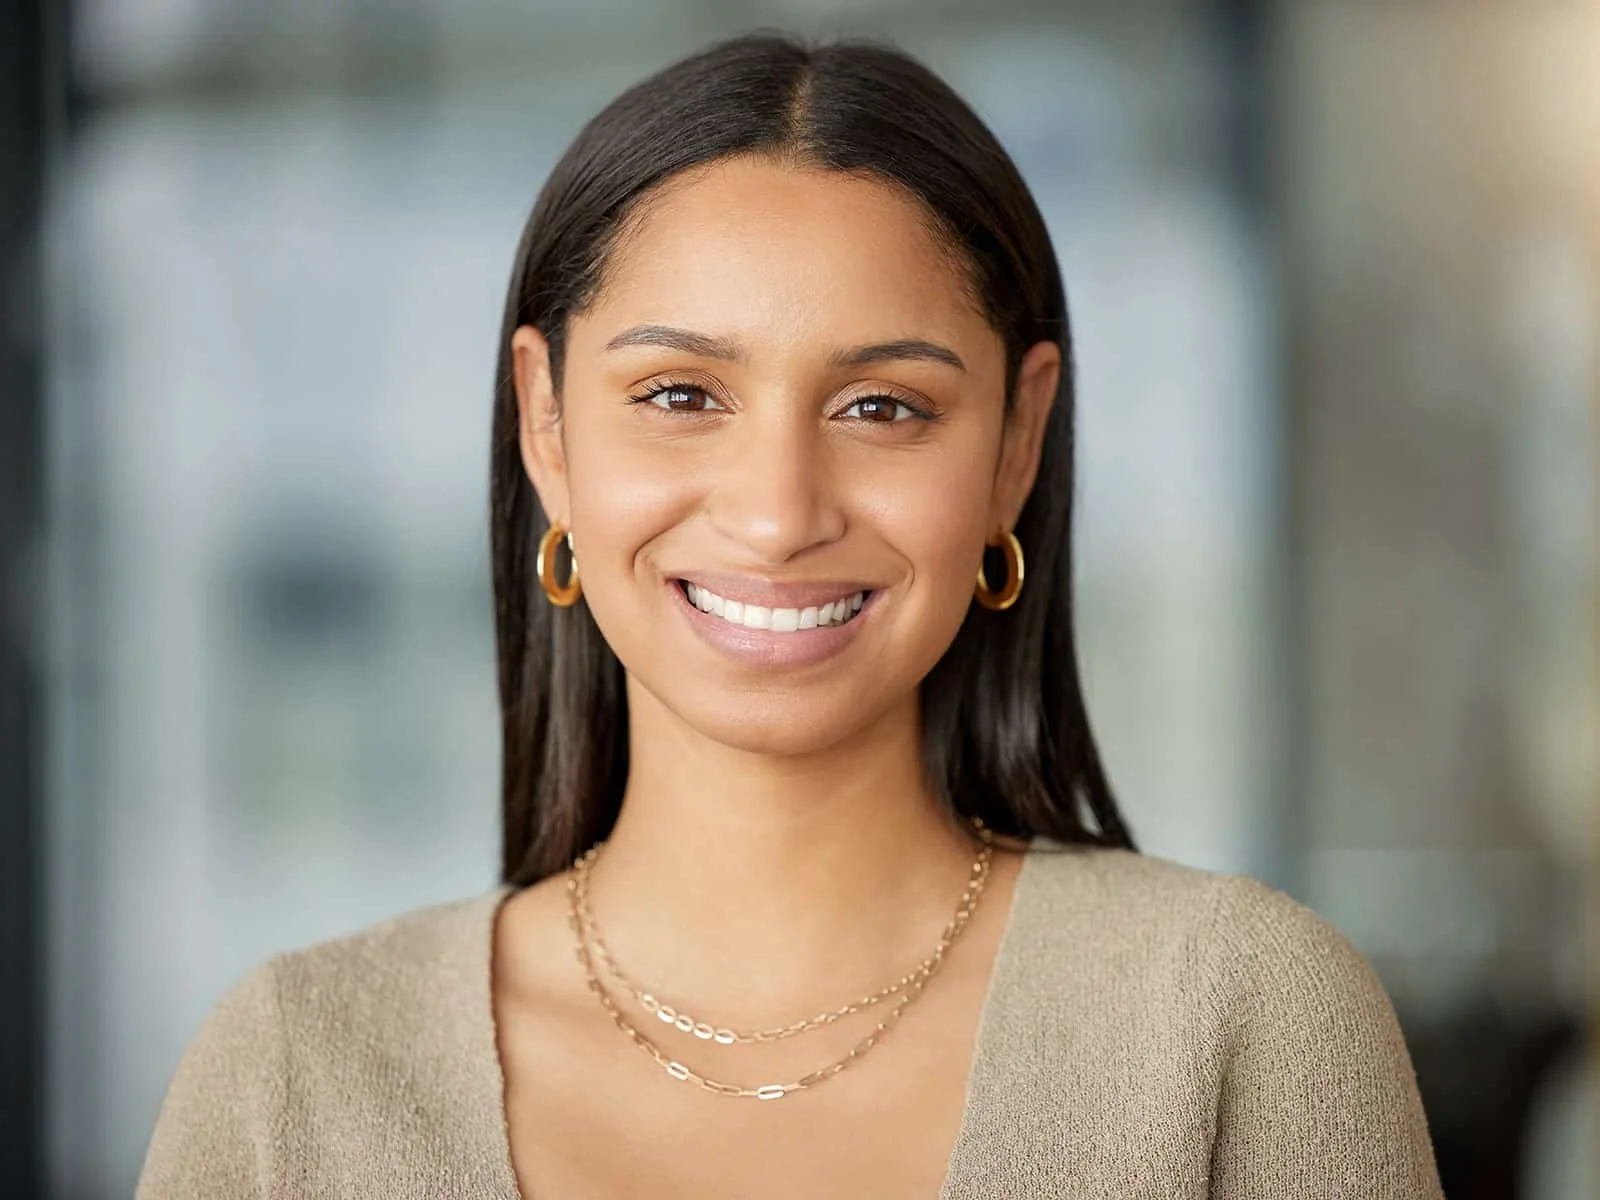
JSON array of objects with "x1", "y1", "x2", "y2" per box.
[{"x1": 679, "y1": 580, "x2": 868, "y2": 632}]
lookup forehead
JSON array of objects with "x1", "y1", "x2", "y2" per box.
[{"x1": 583, "y1": 156, "x2": 989, "y2": 346}]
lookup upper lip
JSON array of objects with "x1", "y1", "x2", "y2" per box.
[{"x1": 672, "y1": 573, "x2": 878, "y2": 609}]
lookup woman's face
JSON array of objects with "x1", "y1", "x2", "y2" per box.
[{"x1": 514, "y1": 156, "x2": 1057, "y2": 757}]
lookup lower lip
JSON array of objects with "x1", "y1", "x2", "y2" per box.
[{"x1": 669, "y1": 581, "x2": 876, "y2": 669}]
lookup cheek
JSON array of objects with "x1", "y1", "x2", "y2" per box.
[
  {"x1": 560, "y1": 416, "x2": 695, "y2": 590},
  {"x1": 865, "y1": 447, "x2": 996, "y2": 624}
]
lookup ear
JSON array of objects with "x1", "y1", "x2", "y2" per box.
[
  {"x1": 511, "y1": 324, "x2": 571, "y2": 529},
  {"x1": 987, "y1": 340, "x2": 1060, "y2": 535}
]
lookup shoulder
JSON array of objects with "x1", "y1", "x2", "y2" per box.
[
  {"x1": 1013, "y1": 844, "x2": 1442, "y2": 1195},
  {"x1": 139, "y1": 887, "x2": 515, "y2": 1199},
  {"x1": 1057, "y1": 847, "x2": 1400, "y2": 1031},
  {"x1": 163, "y1": 884, "x2": 512, "y2": 1083},
  {"x1": 1020, "y1": 840, "x2": 1230, "y2": 916},
  {"x1": 255, "y1": 885, "x2": 515, "y2": 1113},
  {"x1": 1011, "y1": 840, "x2": 1233, "y2": 963},
  {"x1": 267, "y1": 887, "x2": 511, "y2": 1028},
  {"x1": 1021, "y1": 840, "x2": 1371, "y2": 975},
  {"x1": 1016, "y1": 842, "x2": 1403, "y2": 1034},
  {"x1": 136, "y1": 956, "x2": 289, "y2": 1198}
]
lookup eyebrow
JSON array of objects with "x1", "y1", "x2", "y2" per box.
[
  {"x1": 602, "y1": 324, "x2": 966, "y2": 372},
  {"x1": 829, "y1": 339, "x2": 966, "y2": 372},
  {"x1": 604, "y1": 324, "x2": 743, "y2": 360}
]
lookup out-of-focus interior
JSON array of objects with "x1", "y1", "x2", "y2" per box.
[{"x1": 2, "y1": 1, "x2": 1594, "y2": 1196}]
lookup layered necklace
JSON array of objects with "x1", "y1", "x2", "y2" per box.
[{"x1": 565, "y1": 818, "x2": 995, "y2": 1101}]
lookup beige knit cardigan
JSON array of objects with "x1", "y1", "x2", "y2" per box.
[{"x1": 136, "y1": 841, "x2": 1445, "y2": 1197}]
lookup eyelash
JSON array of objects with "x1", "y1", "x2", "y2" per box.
[{"x1": 627, "y1": 381, "x2": 938, "y2": 423}]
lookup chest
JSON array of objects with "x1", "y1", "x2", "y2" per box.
[{"x1": 497, "y1": 982, "x2": 987, "y2": 1200}]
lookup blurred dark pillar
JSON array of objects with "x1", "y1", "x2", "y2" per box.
[{"x1": 0, "y1": 0, "x2": 45, "y2": 1191}]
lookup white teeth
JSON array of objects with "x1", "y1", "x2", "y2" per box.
[{"x1": 681, "y1": 583, "x2": 866, "y2": 634}]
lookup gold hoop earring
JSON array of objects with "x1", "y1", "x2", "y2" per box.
[
  {"x1": 537, "y1": 524, "x2": 581, "y2": 607},
  {"x1": 974, "y1": 530, "x2": 1024, "y2": 611}
]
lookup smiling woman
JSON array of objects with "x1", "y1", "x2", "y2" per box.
[{"x1": 136, "y1": 32, "x2": 1444, "y2": 1200}]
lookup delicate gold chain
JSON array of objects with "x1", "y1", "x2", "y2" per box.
[
  {"x1": 564, "y1": 821, "x2": 995, "y2": 1100},
  {"x1": 573, "y1": 820, "x2": 994, "y2": 1045}
]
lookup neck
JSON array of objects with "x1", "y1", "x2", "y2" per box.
[{"x1": 584, "y1": 677, "x2": 985, "y2": 1021}]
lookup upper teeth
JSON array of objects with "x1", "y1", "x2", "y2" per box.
[{"x1": 683, "y1": 582, "x2": 866, "y2": 631}]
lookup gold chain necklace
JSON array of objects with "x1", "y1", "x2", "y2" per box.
[
  {"x1": 573, "y1": 820, "x2": 994, "y2": 1045},
  {"x1": 564, "y1": 821, "x2": 995, "y2": 1100}
]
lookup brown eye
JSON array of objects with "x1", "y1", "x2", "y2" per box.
[
  {"x1": 636, "y1": 383, "x2": 727, "y2": 413},
  {"x1": 841, "y1": 395, "x2": 921, "y2": 423}
]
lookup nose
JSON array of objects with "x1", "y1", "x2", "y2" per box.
[{"x1": 704, "y1": 404, "x2": 846, "y2": 563}]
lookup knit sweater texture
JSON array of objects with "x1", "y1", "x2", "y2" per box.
[{"x1": 137, "y1": 841, "x2": 1446, "y2": 1197}]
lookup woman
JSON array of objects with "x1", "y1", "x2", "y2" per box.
[{"x1": 138, "y1": 32, "x2": 1444, "y2": 1199}]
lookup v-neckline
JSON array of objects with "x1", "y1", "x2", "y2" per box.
[{"x1": 481, "y1": 840, "x2": 1042, "y2": 1199}]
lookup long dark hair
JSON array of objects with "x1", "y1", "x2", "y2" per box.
[{"x1": 490, "y1": 32, "x2": 1136, "y2": 885}]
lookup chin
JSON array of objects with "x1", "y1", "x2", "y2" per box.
[{"x1": 663, "y1": 687, "x2": 884, "y2": 760}]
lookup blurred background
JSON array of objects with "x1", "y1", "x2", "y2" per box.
[{"x1": 1, "y1": 0, "x2": 1596, "y2": 1196}]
